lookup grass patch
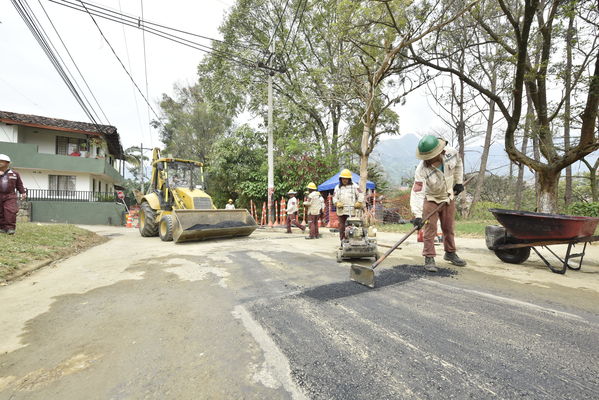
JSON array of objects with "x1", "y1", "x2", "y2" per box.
[
  {"x1": 376, "y1": 220, "x2": 496, "y2": 238},
  {"x1": 0, "y1": 223, "x2": 106, "y2": 280}
]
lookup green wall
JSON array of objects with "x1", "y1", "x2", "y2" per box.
[
  {"x1": 2, "y1": 141, "x2": 123, "y2": 183},
  {"x1": 31, "y1": 202, "x2": 126, "y2": 226}
]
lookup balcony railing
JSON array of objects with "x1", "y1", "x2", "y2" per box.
[{"x1": 27, "y1": 189, "x2": 117, "y2": 202}]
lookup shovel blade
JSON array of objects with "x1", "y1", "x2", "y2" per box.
[{"x1": 350, "y1": 264, "x2": 375, "y2": 288}]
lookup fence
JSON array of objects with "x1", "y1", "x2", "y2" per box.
[
  {"x1": 247, "y1": 190, "x2": 413, "y2": 228},
  {"x1": 27, "y1": 189, "x2": 117, "y2": 202}
]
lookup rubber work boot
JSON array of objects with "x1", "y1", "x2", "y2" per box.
[
  {"x1": 6, "y1": 229, "x2": 15, "y2": 235},
  {"x1": 444, "y1": 252, "x2": 467, "y2": 266},
  {"x1": 424, "y1": 256, "x2": 438, "y2": 272}
]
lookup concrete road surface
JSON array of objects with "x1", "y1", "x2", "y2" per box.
[{"x1": 1, "y1": 226, "x2": 599, "y2": 399}]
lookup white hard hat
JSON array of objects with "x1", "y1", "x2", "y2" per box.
[{"x1": 0, "y1": 154, "x2": 10, "y2": 162}]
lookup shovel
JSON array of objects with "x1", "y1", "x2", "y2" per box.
[{"x1": 350, "y1": 176, "x2": 473, "y2": 288}]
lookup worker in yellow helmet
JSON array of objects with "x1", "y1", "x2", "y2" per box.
[
  {"x1": 303, "y1": 182, "x2": 324, "y2": 239},
  {"x1": 333, "y1": 169, "x2": 364, "y2": 243}
]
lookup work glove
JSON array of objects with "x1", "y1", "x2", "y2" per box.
[
  {"x1": 453, "y1": 183, "x2": 464, "y2": 195},
  {"x1": 411, "y1": 217, "x2": 424, "y2": 230},
  {"x1": 336, "y1": 202, "x2": 344, "y2": 209},
  {"x1": 354, "y1": 201, "x2": 363, "y2": 209}
]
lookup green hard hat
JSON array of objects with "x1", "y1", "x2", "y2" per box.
[{"x1": 416, "y1": 135, "x2": 446, "y2": 160}]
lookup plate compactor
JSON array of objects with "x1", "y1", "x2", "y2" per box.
[{"x1": 336, "y1": 210, "x2": 379, "y2": 263}]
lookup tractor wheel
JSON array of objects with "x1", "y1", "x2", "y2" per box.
[
  {"x1": 159, "y1": 215, "x2": 174, "y2": 242},
  {"x1": 139, "y1": 202, "x2": 159, "y2": 237},
  {"x1": 493, "y1": 237, "x2": 531, "y2": 264}
]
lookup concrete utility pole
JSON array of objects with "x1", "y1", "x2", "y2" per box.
[
  {"x1": 140, "y1": 142, "x2": 144, "y2": 193},
  {"x1": 267, "y1": 41, "x2": 275, "y2": 227}
]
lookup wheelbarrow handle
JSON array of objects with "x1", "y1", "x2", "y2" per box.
[{"x1": 370, "y1": 175, "x2": 474, "y2": 270}]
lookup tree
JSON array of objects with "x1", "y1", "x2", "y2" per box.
[
  {"x1": 410, "y1": 0, "x2": 599, "y2": 212},
  {"x1": 154, "y1": 85, "x2": 231, "y2": 163}
]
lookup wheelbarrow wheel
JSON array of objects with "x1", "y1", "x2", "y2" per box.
[{"x1": 493, "y1": 237, "x2": 531, "y2": 264}]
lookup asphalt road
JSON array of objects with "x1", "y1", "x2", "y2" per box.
[{"x1": 1, "y1": 226, "x2": 598, "y2": 399}]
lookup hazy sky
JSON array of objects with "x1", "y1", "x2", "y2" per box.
[{"x1": 0, "y1": 0, "x2": 440, "y2": 150}]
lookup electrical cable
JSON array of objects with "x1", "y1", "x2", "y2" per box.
[
  {"x1": 10, "y1": 0, "x2": 102, "y2": 126},
  {"x1": 76, "y1": 0, "x2": 163, "y2": 124},
  {"x1": 140, "y1": 0, "x2": 152, "y2": 146},
  {"x1": 117, "y1": 0, "x2": 145, "y2": 143},
  {"x1": 267, "y1": 0, "x2": 291, "y2": 51},
  {"x1": 36, "y1": 0, "x2": 111, "y2": 124},
  {"x1": 49, "y1": 0, "x2": 255, "y2": 67}
]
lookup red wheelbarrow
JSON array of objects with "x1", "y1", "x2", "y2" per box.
[{"x1": 485, "y1": 208, "x2": 599, "y2": 274}]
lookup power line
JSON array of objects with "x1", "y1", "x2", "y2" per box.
[
  {"x1": 10, "y1": 0, "x2": 102, "y2": 126},
  {"x1": 117, "y1": 0, "x2": 145, "y2": 143},
  {"x1": 140, "y1": 0, "x2": 152, "y2": 146},
  {"x1": 76, "y1": 0, "x2": 163, "y2": 124},
  {"x1": 49, "y1": 0, "x2": 259, "y2": 69},
  {"x1": 36, "y1": 0, "x2": 110, "y2": 124},
  {"x1": 267, "y1": 0, "x2": 291, "y2": 51},
  {"x1": 50, "y1": 0, "x2": 286, "y2": 73}
]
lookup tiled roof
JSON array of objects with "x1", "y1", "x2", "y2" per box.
[{"x1": 0, "y1": 110, "x2": 124, "y2": 158}]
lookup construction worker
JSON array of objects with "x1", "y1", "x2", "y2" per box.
[
  {"x1": 333, "y1": 169, "x2": 364, "y2": 242},
  {"x1": 410, "y1": 136, "x2": 466, "y2": 272},
  {"x1": 225, "y1": 199, "x2": 235, "y2": 210},
  {"x1": 286, "y1": 190, "x2": 306, "y2": 234},
  {"x1": 0, "y1": 154, "x2": 27, "y2": 235},
  {"x1": 304, "y1": 182, "x2": 324, "y2": 239}
]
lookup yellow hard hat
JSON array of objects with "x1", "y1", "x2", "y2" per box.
[
  {"x1": 306, "y1": 182, "x2": 317, "y2": 190},
  {"x1": 339, "y1": 169, "x2": 352, "y2": 179},
  {"x1": 228, "y1": 199, "x2": 233, "y2": 203}
]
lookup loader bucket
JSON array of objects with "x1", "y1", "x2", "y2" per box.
[{"x1": 172, "y1": 209, "x2": 258, "y2": 243}]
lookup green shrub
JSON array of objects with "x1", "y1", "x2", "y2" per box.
[
  {"x1": 567, "y1": 202, "x2": 599, "y2": 217},
  {"x1": 467, "y1": 201, "x2": 506, "y2": 220}
]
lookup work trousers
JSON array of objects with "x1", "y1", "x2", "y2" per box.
[
  {"x1": 286, "y1": 212, "x2": 305, "y2": 233},
  {"x1": 307, "y1": 214, "x2": 320, "y2": 238},
  {"x1": 337, "y1": 214, "x2": 349, "y2": 240},
  {"x1": 422, "y1": 199, "x2": 456, "y2": 257},
  {"x1": 0, "y1": 193, "x2": 18, "y2": 231}
]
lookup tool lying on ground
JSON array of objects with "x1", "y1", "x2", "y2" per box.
[
  {"x1": 350, "y1": 176, "x2": 473, "y2": 288},
  {"x1": 336, "y1": 206, "x2": 378, "y2": 263},
  {"x1": 135, "y1": 148, "x2": 257, "y2": 243}
]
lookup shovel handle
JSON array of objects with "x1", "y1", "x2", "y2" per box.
[
  {"x1": 370, "y1": 201, "x2": 446, "y2": 270},
  {"x1": 370, "y1": 175, "x2": 474, "y2": 271}
]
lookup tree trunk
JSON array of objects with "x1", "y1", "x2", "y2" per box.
[
  {"x1": 468, "y1": 70, "x2": 496, "y2": 217},
  {"x1": 537, "y1": 168, "x2": 560, "y2": 213},
  {"x1": 563, "y1": 11, "x2": 575, "y2": 207},
  {"x1": 359, "y1": 122, "x2": 371, "y2": 194},
  {"x1": 515, "y1": 95, "x2": 534, "y2": 209}
]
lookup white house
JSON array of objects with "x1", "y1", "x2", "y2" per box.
[{"x1": 0, "y1": 110, "x2": 127, "y2": 225}]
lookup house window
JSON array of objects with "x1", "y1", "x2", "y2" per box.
[
  {"x1": 49, "y1": 175, "x2": 76, "y2": 191},
  {"x1": 56, "y1": 136, "x2": 86, "y2": 155}
]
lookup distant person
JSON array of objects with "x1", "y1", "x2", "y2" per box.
[
  {"x1": 0, "y1": 154, "x2": 27, "y2": 235},
  {"x1": 225, "y1": 199, "x2": 236, "y2": 210},
  {"x1": 304, "y1": 182, "x2": 324, "y2": 239},
  {"x1": 285, "y1": 190, "x2": 305, "y2": 234},
  {"x1": 410, "y1": 135, "x2": 466, "y2": 272},
  {"x1": 333, "y1": 169, "x2": 363, "y2": 244}
]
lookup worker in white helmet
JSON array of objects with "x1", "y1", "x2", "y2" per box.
[{"x1": 0, "y1": 154, "x2": 27, "y2": 234}]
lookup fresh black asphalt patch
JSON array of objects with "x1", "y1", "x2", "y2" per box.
[{"x1": 301, "y1": 264, "x2": 457, "y2": 301}]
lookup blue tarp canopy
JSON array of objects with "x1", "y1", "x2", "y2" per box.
[{"x1": 318, "y1": 170, "x2": 376, "y2": 191}]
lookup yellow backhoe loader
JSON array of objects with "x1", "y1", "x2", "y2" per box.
[{"x1": 135, "y1": 148, "x2": 257, "y2": 243}]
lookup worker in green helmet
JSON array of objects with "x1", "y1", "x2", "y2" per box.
[{"x1": 410, "y1": 135, "x2": 466, "y2": 272}]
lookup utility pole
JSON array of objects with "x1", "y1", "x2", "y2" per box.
[
  {"x1": 140, "y1": 142, "x2": 144, "y2": 193},
  {"x1": 267, "y1": 40, "x2": 275, "y2": 227}
]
